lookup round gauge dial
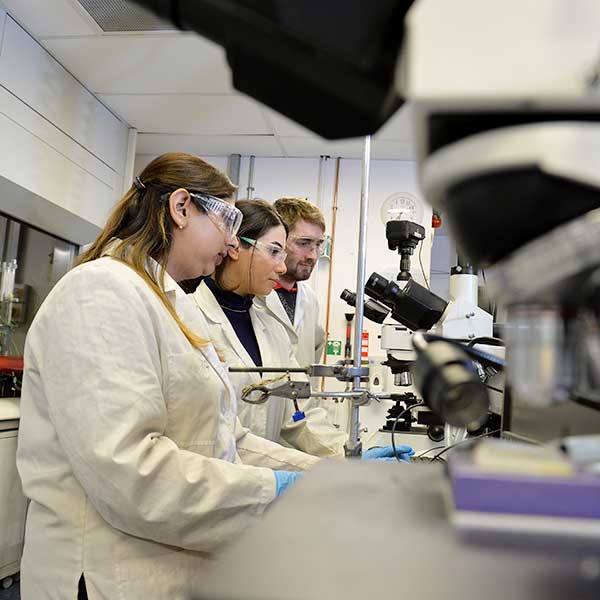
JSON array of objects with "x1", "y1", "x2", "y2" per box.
[{"x1": 380, "y1": 192, "x2": 424, "y2": 225}]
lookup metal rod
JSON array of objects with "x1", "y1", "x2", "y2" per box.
[
  {"x1": 311, "y1": 391, "x2": 370, "y2": 399},
  {"x1": 246, "y1": 155, "x2": 255, "y2": 199},
  {"x1": 266, "y1": 390, "x2": 372, "y2": 402},
  {"x1": 227, "y1": 153, "x2": 241, "y2": 200},
  {"x1": 347, "y1": 135, "x2": 371, "y2": 454},
  {"x1": 321, "y1": 157, "x2": 341, "y2": 385},
  {"x1": 312, "y1": 155, "x2": 326, "y2": 307},
  {"x1": 229, "y1": 366, "x2": 307, "y2": 373}
]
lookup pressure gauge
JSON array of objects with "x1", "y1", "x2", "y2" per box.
[{"x1": 380, "y1": 192, "x2": 424, "y2": 226}]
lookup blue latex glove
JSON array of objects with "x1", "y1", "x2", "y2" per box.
[
  {"x1": 274, "y1": 470, "x2": 303, "y2": 497},
  {"x1": 362, "y1": 445, "x2": 415, "y2": 462}
]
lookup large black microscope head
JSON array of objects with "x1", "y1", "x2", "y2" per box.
[{"x1": 386, "y1": 220, "x2": 425, "y2": 281}]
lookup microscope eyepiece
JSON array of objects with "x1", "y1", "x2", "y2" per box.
[
  {"x1": 365, "y1": 273, "x2": 448, "y2": 331},
  {"x1": 340, "y1": 289, "x2": 390, "y2": 324}
]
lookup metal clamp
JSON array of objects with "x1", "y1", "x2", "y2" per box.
[
  {"x1": 267, "y1": 380, "x2": 311, "y2": 400},
  {"x1": 335, "y1": 365, "x2": 370, "y2": 380},
  {"x1": 307, "y1": 363, "x2": 369, "y2": 381},
  {"x1": 229, "y1": 363, "x2": 370, "y2": 382}
]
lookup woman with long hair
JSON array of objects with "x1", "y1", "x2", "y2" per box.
[
  {"x1": 192, "y1": 199, "x2": 348, "y2": 457},
  {"x1": 16, "y1": 153, "x2": 318, "y2": 599}
]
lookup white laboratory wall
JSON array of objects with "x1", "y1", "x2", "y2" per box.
[
  {"x1": 0, "y1": 10, "x2": 131, "y2": 244},
  {"x1": 234, "y1": 156, "x2": 433, "y2": 359},
  {"x1": 239, "y1": 156, "x2": 321, "y2": 201}
]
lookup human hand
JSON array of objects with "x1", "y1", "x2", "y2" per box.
[
  {"x1": 274, "y1": 470, "x2": 303, "y2": 496},
  {"x1": 361, "y1": 445, "x2": 415, "y2": 462}
]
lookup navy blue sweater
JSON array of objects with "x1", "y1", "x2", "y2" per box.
[{"x1": 204, "y1": 278, "x2": 263, "y2": 367}]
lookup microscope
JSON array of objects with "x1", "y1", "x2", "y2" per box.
[
  {"x1": 367, "y1": 218, "x2": 445, "y2": 388},
  {"x1": 342, "y1": 211, "x2": 497, "y2": 439},
  {"x1": 364, "y1": 218, "x2": 446, "y2": 438},
  {"x1": 133, "y1": 0, "x2": 600, "y2": 443},
  {"x1": 400, "y1": 0, "x2": 600, "y2": 435}
]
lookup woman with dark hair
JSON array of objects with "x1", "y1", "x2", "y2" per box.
[
  {"x1": 16, "y1": 154, "x2": 319, "y2": 600},
  {"x1": 192, "y1": 199, "x2": 348, "y2": 457}
]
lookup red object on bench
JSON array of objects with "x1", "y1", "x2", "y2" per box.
[{"x1": 0, "y1": 356, "x2": 24, "y2": 372}]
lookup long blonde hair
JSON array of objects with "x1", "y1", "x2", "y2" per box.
[{"x1": 79, "y1": 152, "x2": 236, "y2": 348}]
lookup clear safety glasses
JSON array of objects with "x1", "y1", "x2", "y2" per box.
[
  {"x1": 189, "y1": 192, "x2": 243, "y2": 239},
  {"x1": 239, "y1": 236, "x2": 288, "y2": 264},
  {"x1": 288, "y1": 235, "x2": 327, "y2": 257}
]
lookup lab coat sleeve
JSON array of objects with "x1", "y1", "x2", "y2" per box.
[
  {"x1": 315, "y1": 306, "x2": 326, "y2": 363},
  {"x1": 279, "y1": 351, "x2": 348, "y2": 458},
  {"x1": 234, "y1": 419, "x2": 319, "y2": 471},
  {"x1": 281, "y1": 403, "x2": 347, "y2": 458},
  {"x1": 32, "y1": 264, "x2": 277, "y2": 553}
]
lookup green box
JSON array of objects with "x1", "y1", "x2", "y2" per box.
[{"x1": 326, "y1": 340, "x2": 342, "y2": 356}]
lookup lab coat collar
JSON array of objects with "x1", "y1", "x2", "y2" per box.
[
  {"x1": 144, "y1": 256, "x2": 178, "y2": 297},
  {"x1": 100, "y1": 239, "x2": 179, "y2": 297},
  {"x1": 193, "y1": 280, "x2": 257, "y2": 368},
  {"x1": 193, "y1": 282, "x2": 286, "y2": 384},
  {"x1": 250, "y1": 309, "x2": 277, "y2": 367},
  {"x1": 293, "y1": 282, "x2": 308, "y2": 329},
  {"x1": 260, "y1": 291, "x2": 297, "y2": 337},
  {"x1": 193, "y1": 280, "x2": 228, "y2": 325}
]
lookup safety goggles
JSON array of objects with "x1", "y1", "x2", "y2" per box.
[
  {"x1": 189, "y1": 192, "x2": 243, "y2": 239},
  {"x1": 288, "y1": 235, "x2": 327, "y2": 256},
  {"x1": 239, "y1": 236, "x2": 288, "y2": 264}
]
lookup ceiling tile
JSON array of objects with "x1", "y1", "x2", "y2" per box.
[
  {"x1": 98, "y1": 93, "x2": 273, "y2": 134},
  {"x1": 263, "y1": 107, "x2": 318, "y2": 138},
  {"x1": 279, "y1": 137, "x2": 365, "y2": 158},
  {"x1": 42, "y1": 34, "x2": 232, "y2": 94},
  {"x1": 278, "y1": 136, "x2": 415, "y2": 160},
  {"x1": 265, "y1": 104, "x2": 414, "y2": 149},
  {"x1": 136, "y1": 133, "x2": 283, "y2": 157},
  {"x1": 374, "y1": 103, "x2": 414, "y2": 141},
  {"x1": 266, "y1": 102, "x2": 415, "y2": 142},
  {"x1": 1, "y1": 0, "x2": 99, "y2": 37}
]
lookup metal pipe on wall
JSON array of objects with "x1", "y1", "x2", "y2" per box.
[
  {"x1": 246, "y1": 155, "x2": 256, "y2": 199},
  {"x1": 227, "y1": 154, "x2": 241, "y2": 199},
  {"x1": 316, "y1": 155, "x2": 326, "y2": 210},
  {"x1": 311, "y1": 155, "x2": 328, "y2": 297},
  {"x1": 347, "y1": 135, "x2": 371, "y2": 454},
  {"x1": 321, "y1": 157, "x2": 341, "y2": 365}
]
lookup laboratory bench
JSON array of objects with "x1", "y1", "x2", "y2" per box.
[{"x1": 194, "y1": 460, "x2": 600, "y2": 600}]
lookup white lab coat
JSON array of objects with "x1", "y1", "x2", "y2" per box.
[
  {"x1": 192, "y1": 281, "x2": 346, "y2": 458},
  {"x1": 16, "y1": 257, "x2": 318, "y2": 600},
  {"x1": 255, "y1": 281, "x2": 342, "y2": 421},
  {"x1": 256, "y1": 281, "x2": 326, "y2": 367}
]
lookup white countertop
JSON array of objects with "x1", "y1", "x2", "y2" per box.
[{"x1": 0, "y1": 397, "x2": 19, "y2": 421}]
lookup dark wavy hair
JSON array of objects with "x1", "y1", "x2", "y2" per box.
[{"x1": 214, "y1": 199, "x2": 287, "y2": 291}]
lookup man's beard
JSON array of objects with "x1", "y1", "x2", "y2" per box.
[{"x1": 286, "y1": 260, "x2": 315, "y2": 282}]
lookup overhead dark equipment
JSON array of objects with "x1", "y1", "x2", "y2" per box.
[{"x1": 131, "y1": 0, "x2": 414, "y2": 139}]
